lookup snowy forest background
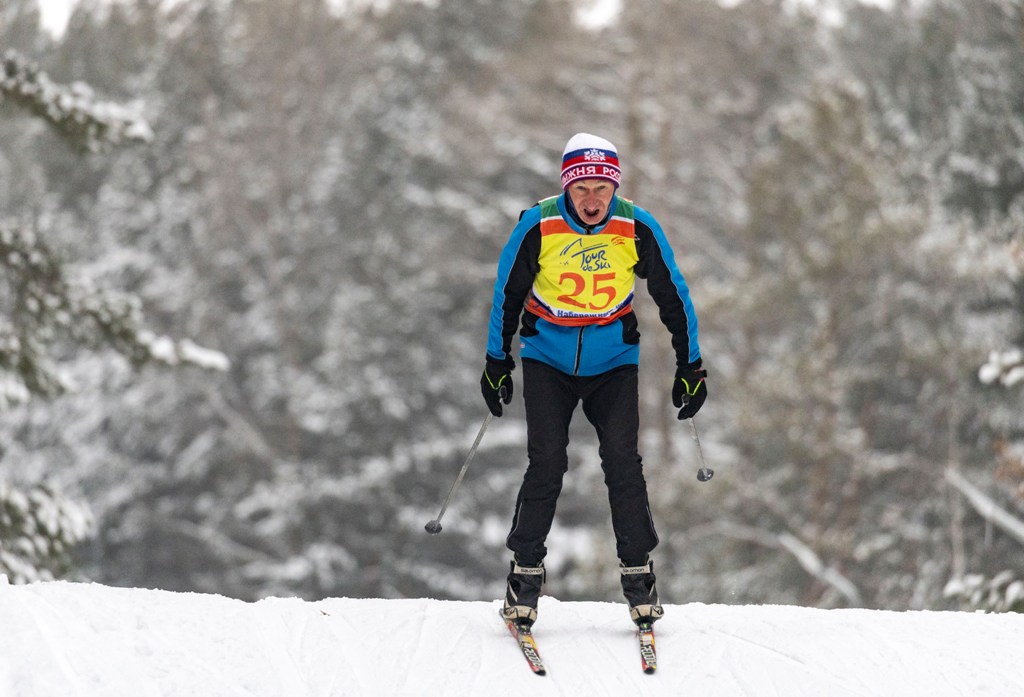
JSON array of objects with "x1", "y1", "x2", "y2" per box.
[{"x1": 1, "y1": 0, "x2": 1023, "y2": 613}]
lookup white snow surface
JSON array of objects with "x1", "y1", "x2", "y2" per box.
[{"x1": 2, "y1": 579, "x2": 1023, "y2": 696}]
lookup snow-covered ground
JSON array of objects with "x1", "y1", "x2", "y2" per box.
[{"x1": 2, "y1": 577, "x2": 1022, "y2": 696}]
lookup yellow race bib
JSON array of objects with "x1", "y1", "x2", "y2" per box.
[{"x1": 526, "y1": 197, "x2": 638, "y2": 326}]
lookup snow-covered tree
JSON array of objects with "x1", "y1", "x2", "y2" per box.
[
  {"x1": 828, "y1": 0, "x2": 1024, "y2": 610},
  {"x1": 0, "y1": 480, "x2": 91, "y2": 582},
  {"x1": 1, "y1": 49, "x2": 152, "y2": 152},
  {"x1": 0, "y1": 48, "x2": 227, "y2": 583},
  {"x1": 4, "y1": 0, "x2": 1023, "y2": 610}
]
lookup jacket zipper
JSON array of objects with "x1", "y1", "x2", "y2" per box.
[
  {"x1": 571, "y1": 225, "x2": 597, "y2": 376},
  {"x1": 573, "y1": 326, "x2": 585, "y2": 375}
]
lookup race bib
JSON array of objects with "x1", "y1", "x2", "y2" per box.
[{"x1": 526, "y1": 197, "x2": 638, "y2": 326}]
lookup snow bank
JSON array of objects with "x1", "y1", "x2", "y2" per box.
[{"x1": 1, "y1": 579, "x2": 1022, "y2": 696}]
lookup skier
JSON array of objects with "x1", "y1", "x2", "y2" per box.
[{"x1": 481, "y1": 132, "x2": 707, "y2": 628}]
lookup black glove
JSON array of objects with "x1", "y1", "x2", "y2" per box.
[
  {"x1": 672, "y1": 362, "x2": 707, "y2": 420},
  {"x1": 481, "y1": 355, "x2": 514, "y2": 417}
]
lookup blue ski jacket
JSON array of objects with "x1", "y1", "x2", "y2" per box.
[{"x1": 486, "y1": 193, "x2": 701, "y2": 376}]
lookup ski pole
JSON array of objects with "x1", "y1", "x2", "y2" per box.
[
  {"x1": 680, "y1": 392, "x2": 714, "y2": 482},
  {"x1": 689, "y1": 418, "x2": 714, "y2": 482},
  {"x1": 424, "y1": 408, "x2": 496, "y2": 535}
]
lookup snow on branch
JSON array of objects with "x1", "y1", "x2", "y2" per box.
[
  {"x1": 0, "y1": 49, "x2": 152, "y2": 152},
  {"x1": 979, "y1": 348, "x2": 1024, "y2": 388},
  {"x1": 694, "y1": 521, "x2": 863, "y2": 606},
  {"x1": 944, "y1": 570, "x2": 1024, "y2": 613},
  {"x1": 944, "y1": 468, "x2": 1024, "y2": 547},
  {"x1": 0, "y1": 221, "x2": 229, "y2": 407},
  {"x1": 776, "y1": 532, "x2": 863, "y2": 607},
  {"x1": 0, "y1": 480, "x2": 92, "y2": 583}
]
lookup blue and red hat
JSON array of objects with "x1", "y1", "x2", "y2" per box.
[{"x1": 560, "y1": 133, "x2": 621, "y2": 189}]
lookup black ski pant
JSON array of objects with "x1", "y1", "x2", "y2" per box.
[{"x1": 506, "y1": 359, "x2": 659, "y2": 567}]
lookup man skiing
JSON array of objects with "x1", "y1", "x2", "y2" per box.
[{"x1": 481, "y1": 132, "x2": 707, "y2": 628}]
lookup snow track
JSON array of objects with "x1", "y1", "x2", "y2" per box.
[{"x1": 1, "y1": 580, "x2": 1023, "y2": 696}]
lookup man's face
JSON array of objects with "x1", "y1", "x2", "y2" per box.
[{"x1": 567, "y1": 179, "x2": 615, "y2": 225}]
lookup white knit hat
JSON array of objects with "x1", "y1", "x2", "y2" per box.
[{"x1": 560, "y1": 133, "x2": 621, "y2": 189}]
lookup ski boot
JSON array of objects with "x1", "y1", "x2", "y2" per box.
[
  {"x1": 620, "y1": 558, "x2": 664, "y2": 625},
  {"x1": 501, "y1": 557, "x2": 545, "y2": 627}
]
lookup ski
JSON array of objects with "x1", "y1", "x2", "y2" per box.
[
  {"x1": 637, "y1": 621, "x2": 657, "y2": 673},
  {"x1": 501, "y1": 612, "x2": 547, "y2": 676}
]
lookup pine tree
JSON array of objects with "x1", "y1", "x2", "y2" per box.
[{"x1": 0, "y1": 49, "x2": 227, "y2": 582}]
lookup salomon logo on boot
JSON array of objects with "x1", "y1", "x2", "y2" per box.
[
  {"x1": 620, "y1": 559, "x2": 664, "y2": 625},
  {"x1": 502, "y1": 559, "x2": 545, "y2": 626}
]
